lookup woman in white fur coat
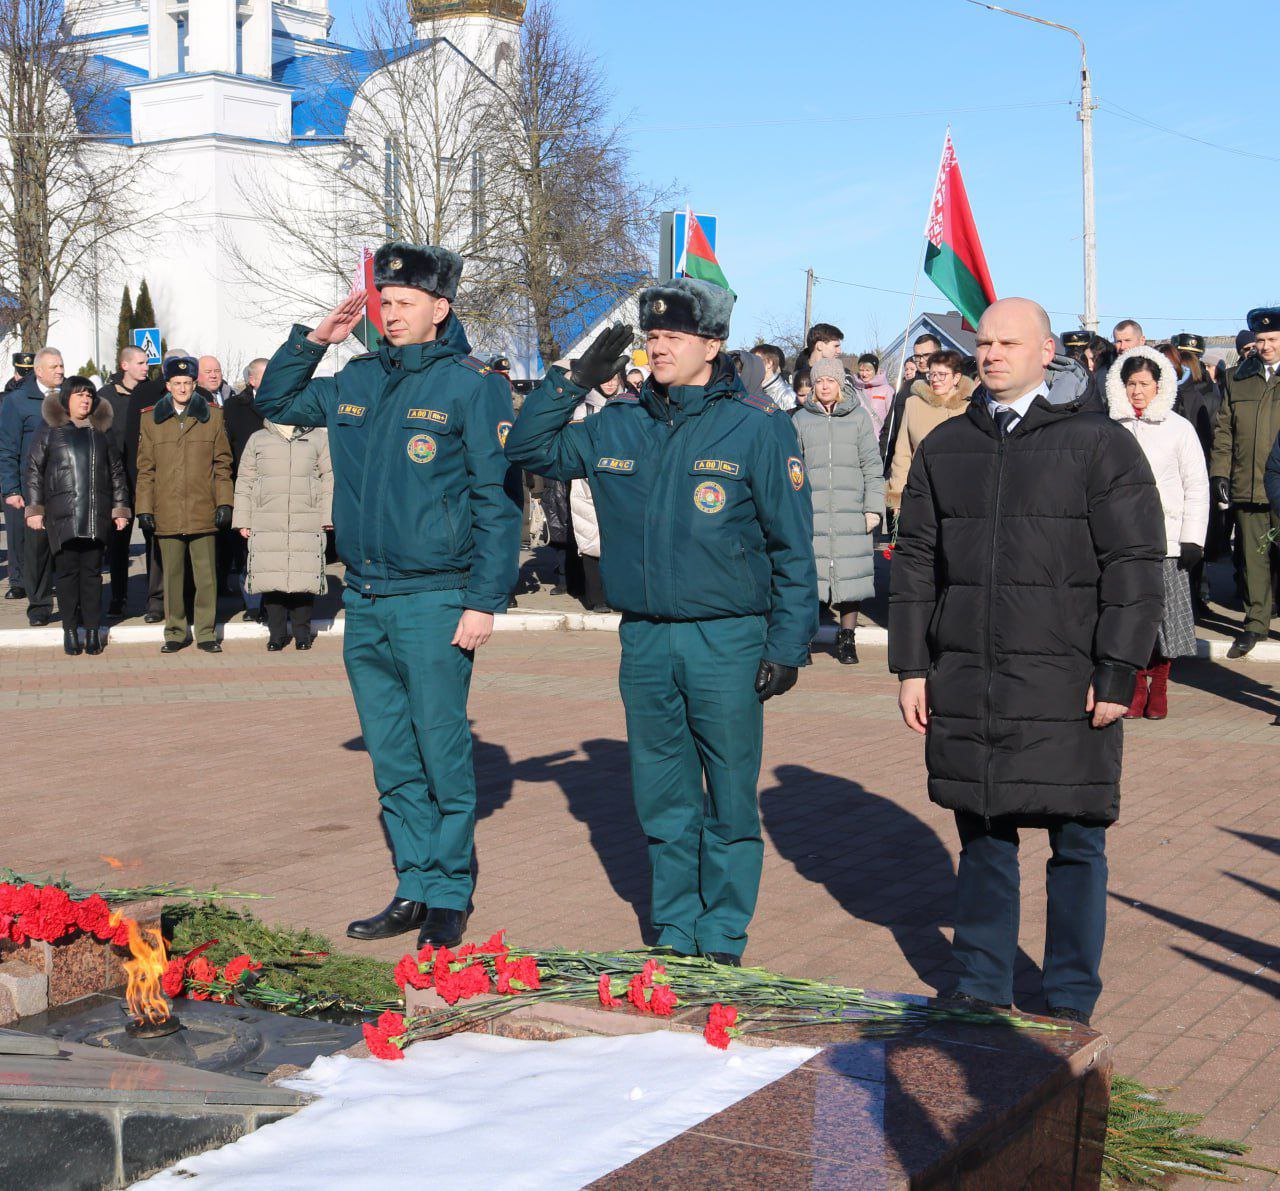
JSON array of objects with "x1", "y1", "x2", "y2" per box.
[{"x1": 1106, "y1": 346, "x2": 1209, "y2": 720}]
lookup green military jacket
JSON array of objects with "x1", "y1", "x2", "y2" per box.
[
  {"x1": 506, "y1": 356, "x2": 819, "y2": 668},
  {"x1": 1210, "y1": 355, "x2": 1280, "y2": 505}
]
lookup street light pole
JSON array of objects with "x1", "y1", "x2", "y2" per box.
[{"x1": 964, "y1": 2, "x2": 1097, "y2": 330}]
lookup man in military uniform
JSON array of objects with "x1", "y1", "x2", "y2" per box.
[
  {"x1": 0, "y1": 351, "x2": 34, "y2": 600},
  {"x1": 1211, "y1": 307, "x2": 1280, "y2": 657},
  {"x1": 255, "y1": 243, "x2": 521, "y2": 949},
  {"x1": 506, "y1": 278, "x2": 818, "y2": 965}
]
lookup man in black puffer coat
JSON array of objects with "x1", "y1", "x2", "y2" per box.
[{"x1": 889, "y1": 297, "x2": 1165, "y2": 1027}]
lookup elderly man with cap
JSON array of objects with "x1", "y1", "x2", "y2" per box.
[
  {"x1": 506, "y1": 278, "x2": 819, "y2": 966},
  {"x1": 134, "y1": 356, "x2": 233, "y2": 653},
  {"x1": 254, "y1": 242, "x2": 521, "y2": 950},
  {"x1": 1211, "y1": 307, "x2": 1280, "y2": 657}
]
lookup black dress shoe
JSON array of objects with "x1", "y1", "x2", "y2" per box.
[
  {"x1": 160, "y1": 640, "x2": 188, "y2": 654},
  {"x1": 1047, "y1": 1006, "x2": 1092, "y2": 1027},
  {"x1": 143, "y1": 610, "x2": 164, "y2": 623},
  {"x1": 29, "y1": 612, "x2": 51, "y2": 626},
  {"x1": 347, "y1": 898, "x2": 427, "y2": 941},
  {"x1": 1228, "y1": 631, "x2": 1260, "y2": 659},
  {"x1": 295, "y1": 635, "x2": 313, "y2": 650},
  {"x1": 62, "y1": 629, "x2": 82, "y2": 656},
  {"x1": 4, "y1": 586, "x2": 25, "y2": 600},
  {"x1": 417, "y1": 907, "x2": 469, "y2": 949},
  {"x1": 267, "y1": 639, "x2": 287, "y2": 652},
  {"x1": 197, "y1": 641, "x2": 222, "y2": 653},
  {"x1": 84, "y1": 629, "x2": 103, "y2": 655},
  {"x1": 701, "y1": 952, "x2": 742, "y2": 967}
]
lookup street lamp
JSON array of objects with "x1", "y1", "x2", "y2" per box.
[{"x1": 964, "y1": 1, "x2": 1097, "y2": 331}]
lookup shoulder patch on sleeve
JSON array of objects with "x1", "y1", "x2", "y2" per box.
[
  {"x1": 736, "y1": 391, "x2": 779, "y2": 415},
  {"x1": 457, "y1": 355, "x2": 492, "y2": 376}
]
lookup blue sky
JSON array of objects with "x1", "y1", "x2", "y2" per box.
[{"x1": 329, "y1": 0, "x2": 1272, "y2": 351}]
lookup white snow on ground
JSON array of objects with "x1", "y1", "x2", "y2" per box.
[{"x1": 134, "y1": 1031, "x2": 819, "y2": 1190}]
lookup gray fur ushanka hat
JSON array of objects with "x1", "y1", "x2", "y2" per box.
[
  {"x1": 639, "y1": 278, "x2": 735, "y2": 340},
  {"x1": 374, "y1": 242, "x2": 464, "y2": 301}
]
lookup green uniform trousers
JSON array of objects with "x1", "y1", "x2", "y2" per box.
[
  {"x1": 1236, "y1": 506, "x2": 1280, "y2": 636},
  {"x1": 342, "y1": 587, "x2": 476, "y2": 909},
  {"x1": 157, "y1": 533, "x2": 217, "y2": 645},
  {"x1": 619, "y1": 614, "x2": 767, "y2": 958}
]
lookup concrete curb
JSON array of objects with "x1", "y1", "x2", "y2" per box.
[{"x1": 2, "y1": 613, "x2": 1275, "y2": 662}]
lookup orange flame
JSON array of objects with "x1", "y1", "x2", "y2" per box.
[
  {"x1": 109, "y1": 912, "x2": 172, "y2": 1026},
  {"x1": 99, "y1": 854, "x2": 141, "y2": 870}
]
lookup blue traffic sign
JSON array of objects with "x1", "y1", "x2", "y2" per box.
[{"x1": 132, "y1": 327, "x2": 161, "y2": 365}]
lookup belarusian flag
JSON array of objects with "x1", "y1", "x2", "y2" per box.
[
  {"x1": 678, "y1": 210, "x2": 731, "y2": 291},
  {"x1": 924, "y1": 132, "x2": 996, "y2": 329},
  {"x1": 354, "y1": 248, "x2": 384, "y2": 350}
]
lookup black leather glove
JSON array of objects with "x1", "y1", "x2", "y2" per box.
[
  {"x1": 1178, "y1": 542, "x2": 1203, "y2": 571},
  {"x1": 1212, "y1": 477, "x2": 1231, "y2": 511},
  {"x1": 137, "y1": 513, "x2": 155, "y2": 533},
  {"x1": 214, "y1": 505, "x2": 233, "y2": 530},
  {"x1": 755, "y1": 661, "x2": 798, "y2": 703},
  {"x1": 571, "y1": 324, "x2": 633, "y2": 391}
]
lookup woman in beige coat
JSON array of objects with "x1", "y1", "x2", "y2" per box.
[
  {"x1": 233, "y1": 421, "x2": 333, "y2": 651},
  {"x1": 886, "y1": 350, "x2": 974, "y2": 511}
]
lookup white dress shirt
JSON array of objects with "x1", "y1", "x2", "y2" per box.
[{"x1": 987, "y1": 382, "x2": 1049, "y2": 433}]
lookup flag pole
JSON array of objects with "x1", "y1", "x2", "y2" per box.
[{"x1": 893, "y1": 127, "x2": 951, "y2": 389}]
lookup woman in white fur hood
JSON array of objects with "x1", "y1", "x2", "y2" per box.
[{"x1": 1105, "y1": 345, "x2": 1209, "y2": 721}]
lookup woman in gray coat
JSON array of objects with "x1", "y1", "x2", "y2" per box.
[
  {"x1": 233, "y1": 421, "x2": 333, "y2": 651},
  {"x1": 794, "y1": 358, "x2": 886, "y2": 664}
]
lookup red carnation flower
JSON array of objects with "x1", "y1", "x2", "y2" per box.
[
  {"x1": 496, "y1": 955, "x2": 539, "y2": 995},
  {"x1": 0, "y1": 884, "x2": 16, "y2": 915},
  {"x1": 161, "y1": 957, "x2": 186, "y2": 998},
  {"x1": 456, "y1": 943, "x2": 477, "y2": 959},
  {"x1": 24, "y1": 885, "x2": 77, "y2": 943},
  {"x1": 0, "y1": 912, "x2": 17, "y2": 943},
  {"x1": 704, "y1": 1003, "x2": 741, "y2": 1050},
  {"x1": 12, "y1": 884, "x2": 40, "y2": 916},
  {"x1": 598, "y1": 974, "x2": 621, "y2": 1008},
  {"x1": 480, "y1": 931, "x2": 508, "y2": 957},
  {"x1": 363, "y1": 1010, "x2": 407, "y2": 1061},
  {"x1": 416, "y1": 942, "x2": 435, "y2": 965},
  {"x1": 74, "y1": 894, "x2": 112, "y2": 939},
  {"x1": 627, "y1": 973, "x2": 650, "y2": 1013},
  {"x1": 649, "y1": 985, "x2": 678, "y2": 1017},
  {"x1": 186, "y1": 955, "x2": 220, "y2": 1001},
  {"x1": 640, "y1": 959, "x2": 667, "y2": 985},
  {"x1": 394, "y1": 953, "x2": 434, "y2": 992},
  {"x1": 223, "y1": 955, "x2": 262, "y2": 985}
]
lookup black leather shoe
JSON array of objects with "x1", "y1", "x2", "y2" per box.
[
  {"x1": 160, "y1": 640, "x2": 188, "y2": 654},
  {"x1": 29, "y1": 612, "x2": 51, "y2": 626},
  {"x1": 1228, "y1": 632, "x2": 1260, "y2": 659},
  {"x1": 347, "y1": 898, "x2": 427, "y2": 941},
  {"x1": 143, "y1": 610, "x2": 164, "y2": 623},
  {"x1": 836, "y1": 628, "x2": 859, "y2": 665},
  {"x1": 701, "y1": 952, "x2": 742, "y2": 967},
  {"x1": 84, "y1": 629, "x2": 103, "y2": 655},
  {"x1": 197, "y1": 641, "x2": 222, "y2": 653},
  {"x1": 267, "y1": 639, "x2": 287, "y2": 652},
  {"x1": 295, "y1": 635, "x2": 313, "y2": 650},
  {"x1": 1047, "y1": 1006, "x2": 1092, "y2": 1027},
  {"x1": 417, "y1": 907, "x2": 469, "y2": 949},
  {"x1": 63, "y1": 629, "x2": 82, "y2": 656},
  {"x1": 4, "y1": 586, "x2": 24, "y2": 600}
]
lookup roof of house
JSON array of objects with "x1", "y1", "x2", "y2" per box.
[{"x1": 883, "y1": 310, "x2": 977, "y2": 363}]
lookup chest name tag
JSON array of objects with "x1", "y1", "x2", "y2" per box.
[
  {"x1": 693, "y1": 458, "x2": 741, "y2": 477},
  {"x1": 596, "y1": 457, "x2": 635, "y2": 473},
  {"x1": 338, "y1": 404, "x2": 366, "y2": 417},
  {"x1": 407, "y1": 407, "x2": 448, "y2": 425}
]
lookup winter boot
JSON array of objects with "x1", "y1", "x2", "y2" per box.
[
  {"x1": 1125, "y1": 670, "x2": 1149, "y2": 719},
  {"x1": 836, "y1": 628, "x2": 859, "y2": 665},
  {"x1": 1145, "y1": 659, "x2": 1171, "y2": 720}
]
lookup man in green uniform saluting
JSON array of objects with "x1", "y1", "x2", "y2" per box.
[
  {"x1": 255, "y1": 243, "x2": 521, "y2": 949},
  {"x1": 507, "y1": 279, "x2": 818, "y2": 964}
]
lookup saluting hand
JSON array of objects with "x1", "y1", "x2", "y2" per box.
[
  {"x1": 452, "y1": 610, "x2": 495, "y2": 652},
  {"x1": 308, "y1": 288, "x2": 368, "y2": 347}
]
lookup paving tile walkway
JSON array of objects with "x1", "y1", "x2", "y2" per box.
[{"x1": 4, "y1": 624, "x2": 1280, "y2": 1183}]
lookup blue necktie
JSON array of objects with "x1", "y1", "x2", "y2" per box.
[{"x1": 994, "y1": 407, "x2": 1017, "y2": 438}]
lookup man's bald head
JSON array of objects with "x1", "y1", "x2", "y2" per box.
[
  {"x1": 197, "y1": 356, "x2": 223, "y2": 393},
  {"x1": 975, "y1": 298, "x2": 1056, "y2": 402}
]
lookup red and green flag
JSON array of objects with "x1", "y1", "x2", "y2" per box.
[
  {"x1": 924, "y1": 132, "x2": 996, "y2": 329},
  {"x1": 678, "y1": 209, "x2": 731, "y2": 291},
  {"x1": 354, "y1": 248, "x2": 384, "y2": 350}
]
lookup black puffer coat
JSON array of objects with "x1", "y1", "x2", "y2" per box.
[
  {"x1": 889, "y1": 389, "x2": 1165, "y2": 823},
  {"x1": 23, "y1": 393, "x2": 130, "y2": 554},
  {"x1": 1174, "y1": 377, "x2": 1220, "y2": 462}
]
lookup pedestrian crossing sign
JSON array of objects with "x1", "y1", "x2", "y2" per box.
[{"x1": 132, "y1": 327, "x2": 161, "y2": 365}]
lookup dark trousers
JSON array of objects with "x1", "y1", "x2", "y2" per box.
[
  {"x1": 263, "y1": 592, "x2": 315, "y2": 643},
  {"x1": 1236, "y1": 506, "x2": 1280, "y2": 636},
  {"x1": 142, "y1": 524, "x2": 165, "y2": 614},
  {"x1": 23, "y1": 520, "x2": 53, "y2": 619},
  {"x1": 54, "y1": 539, "x2": 104, "y2": 631},
  {"x1": 3, "y1": 501, "x2": 23, "y2": 591},
  {"x1": 107, "y1": 518, "x2": 133, "y2": 607},
  {"x1": 582, "y1": 555, "x2": 606, "y2": 609},
  {"x1": 952, "y1": 812, "x2": 1108, "y2": 1016}
]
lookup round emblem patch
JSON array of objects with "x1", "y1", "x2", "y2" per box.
[
  {"x1": 406, "y1": 433, "x2": 437, "y2": 464},
  {"x1": 497, "y1": 420, "x2": 513, "y2": 448},
  {"x1": 693, "y1": 481, "x2": 727, "y2": 515},
  {"x1": 787, "y1": 456, "x2": 805, "y2": 491}
]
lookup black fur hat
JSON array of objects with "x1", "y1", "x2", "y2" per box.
[
  {"x1": 374, "y1": 242, "x2": 464, "y2": 301},
  {"x1": 1247, "y1": 308, "x2": 1280, "y2": 334},
  {"x1": 639, "y1": 278, "x2": 735, "y2": 340},
  {"x1": 164, "y1": 356, "x2": 197, "y2": 382}
]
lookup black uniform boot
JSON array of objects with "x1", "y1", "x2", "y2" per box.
[
  {"x1": 63, "y1": 629, "x2": 82, "y2": 656},
  {"x1": 417, "y1": 907, "x2": 469, "y2": 949},
  {"x1": 836, "y1": 628, "x2": 859, "y2": 665},
  {"x1": 347, "y1": 898, "x2": 427, "y2": 941},
  {"x1": 84, "y1": 629, "x2": 103, "y2": 655}
]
